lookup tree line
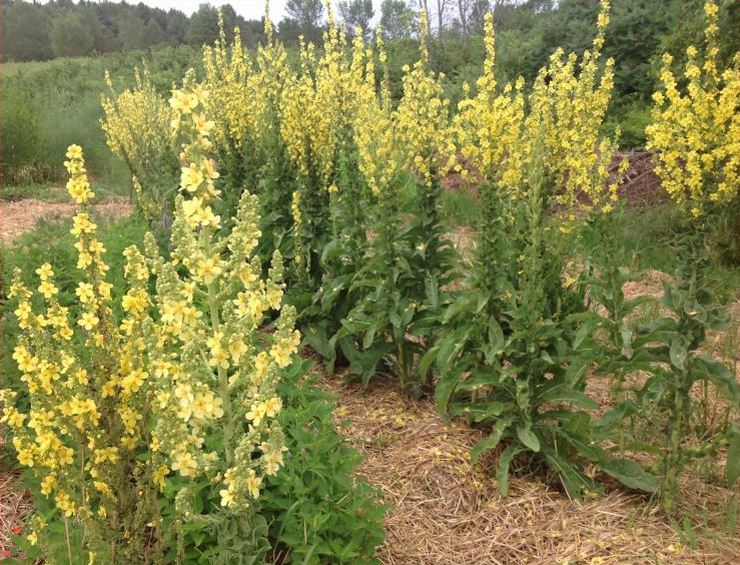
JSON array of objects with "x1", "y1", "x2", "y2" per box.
[{"x1": 3, "y1": 0, "x2": 739, "y2": 107}]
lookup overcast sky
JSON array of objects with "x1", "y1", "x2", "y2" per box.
[{"x1": 55, "y1": 1, "x2": 389, "y2": 22}]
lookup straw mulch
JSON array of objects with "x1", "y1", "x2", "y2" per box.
[
  {"x1": 320, "y1": 372, "x2": 740, "y2": 564},
  {"x1": 1, "y1": 198, "x2": 132, "y2": 245},
  {"x1": 0, "y1": 472, "x2": 32, "y2": 558}
]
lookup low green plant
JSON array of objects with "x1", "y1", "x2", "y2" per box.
[
  {"x1": 263, "y1": 359, "x2": 386, "y2": 564},
  {"x1": 590, "y1": 223, "x2": 740, "y2": 512}
]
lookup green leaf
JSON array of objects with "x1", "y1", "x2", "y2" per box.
[
  {"x1": 695, "y1": 356, "x2": 740, "y2": 401},
  {"x1": 620, "y1": 326, "x2": 633, "y2": 357},
  {"x1": 471, "y1": 416, "x2": 513, "y2": 465},
  {"x1": 516, "y1": 424, "x2": 541, "y2": 452},
  {"x1": 669, "y1": 337, "x2": 688, "y2": 371},
  {"x1": 435, "y1": 365, "x2": 464, "y2": 421},
  {"x1": 599, "y1": 458, "x2": 658, "y2": 493},
  {"x1": 539, "y1": 385, "x2": 599, "y2": 411},
  {"x1": 574, "y1": 320, "x2": 596, "y2": 350},
  {"x1": 497, "y1": 444, "x2": 525, "y2": 496}
]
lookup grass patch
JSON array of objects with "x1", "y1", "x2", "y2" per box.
[
  {"x1": 0, "y1": 181, "x2": 131, "y2": 203},
  {"x1": 581, "y1": 204, "x2": 740, "y2": 303},
  {"x1": 439, "y1": 189, "x2": 480, "y2": 227}
]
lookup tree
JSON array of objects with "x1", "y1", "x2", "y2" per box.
[
  {"x1": 468, "y1": 0, "x2": 491, "y2": 32},
  {"x1": 380, "y1": 0, "x2": 418, "y2": 40},
  {"x1": 142, "y1": 18, "x2": 165, "y2": 48},
  {"x1": 185, "y1": 4, "x2": 219, "y2": 46},
  {"x1": 117, "y1": 12, "x2": 146, "y2": 51},
  {"x1": 285, "y1": 0, "x2": 323, "y2": 41},
  {"x1": 163, "y1": 10, "x2": 188, "y2": 43},
  {"x1": 50, "y1": 12, "x2": 95, "y2": 57},
  {"x1": 1, "y1": 2, "x2": 53, "y2": 61},
  {"x1": 338, "y1": 0, "x2": 374, "y2": 37},
  {"x1": 433, "y1": 0, "x2": 451, "y2": 36}
]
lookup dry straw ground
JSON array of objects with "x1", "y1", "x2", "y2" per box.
[{"x1": 320, "y1": 369, "x2": 739, "y2": 565}]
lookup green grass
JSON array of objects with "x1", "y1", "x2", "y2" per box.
[
  {"x1": 2, "y1": 46, "x2": 200, "y2": 187},
  {"x1": 439, "y1": 189, "x2": 480, "y2": 228},
  {"x1": 581, "y1": 204, "x2": 740, "y2": 303},
  {"x1": 0, "y1": 180, "x2": 131, "y2": 203}
]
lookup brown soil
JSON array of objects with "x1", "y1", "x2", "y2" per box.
[{"x1": 1, "y1": 197, "x2": 133, "y2": 245}]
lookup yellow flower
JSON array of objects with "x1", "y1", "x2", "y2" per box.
[
  {"x1": 36, "y1": 263, "x2": 54, "y2": 280},
  {"x1": 78, "y1": 311, "x2": 99, "y2": 330},
  {"x1": 229, "y1": 339, "x2": 247, "y2": 364},
  {"x1": 38, "y1": 280, "x2": 59, "y2": 299},
  {"x1": 172, "y1": 451, "x2": 198, "y2": 477},
  {"x1": 180, "y1": 163, "x2": 204, "y2": 192}
]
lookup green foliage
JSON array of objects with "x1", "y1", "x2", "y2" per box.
[
  {"x1": 0, "y1": 82, "x2": 48, "y2": 184},
  {"x1": 430, "y1": 156, "x2": 627, "y2": 498},
  {"x1": 426, "y1": 118, "x2": 664, "y2": 496},
  {"x1": 50, "y1": 11, "x2": 98, "y2": 58},
  {"x1": 0, "y1": 0, "x2": 270, "y2": 63},
  {"x1": 586, "y1": 219, "x2": 740, "y2": 512},
  {"x1": 602, "y1": 98, "x2": 653, "y2": 149},
  {"x1": 263, "y1": 360, "x2": 385, "y2": 564},
  {"x1": 334, "y1": 176, "x2": 458, "y2": 392},
  {"x1": 338, "y1": 0, "x2": 375, "y2": 37},
  {"x1": 0, "y1": 1, "x2": 53, "y2": 62},
  {"x1": 1, "y1": 47, "x2": 200, "y2": 186},
  {"x1": 158, "y1": 477, "x2": 271, "y2": 564},
  {"x1": 380, "y1": 0, "x2": 418, "y2": 41}
]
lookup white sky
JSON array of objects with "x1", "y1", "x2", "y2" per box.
[{"x1": 39, "y1": 1, "x2": 389, "y2": 22}]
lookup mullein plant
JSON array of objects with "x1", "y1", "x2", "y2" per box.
[
  {"x1": 101, "y1": 67, "x2": 179, "y2": 230},
  {"x1": 329, "y1": 13, "x2": 459, "y2": 392},
  {"x1": 432, "y1": 3, "x2": 653, "y2": 498},
  {"x1": 2, "y1": 144, "x2": 163, "y2": 563},
  {"x1": 2, "y1": 82, "x2": 299, "y2": 563},
  {"x1": 300, "y1": 25, "x2": 377, "y2": 367},
  {"x1": 632, "y1": 0, "x2": 740, "y2": 512},
  {"x1": 201, "y1": 6, "x2": 296, "y2": 266},
  {"x1": 280, "y1": 2, "x2": 369, "y2": 301},
  {"x1": 151, "y1": 80, "x2": 299, "y2": 559}
]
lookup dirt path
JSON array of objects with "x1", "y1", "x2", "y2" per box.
[{"x1": 1, "y1": 198, "x2": 133, "y2": 245}]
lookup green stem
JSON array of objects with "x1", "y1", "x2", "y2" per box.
[{"x1": 207, "y1": 281, "x2": 233, "y2": 465}]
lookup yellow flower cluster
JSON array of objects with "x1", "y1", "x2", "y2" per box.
[
  {"x1": 146, "y1": 81, "x2": 296, "y2": 513},
  {"x1": 454, "y1": 13, "x2": 526, "y2": 194},
  {"x1": 455, "y1": 1, "x2": 622, "y2": 229},
  {"x1": 101, "y1": 68, "x2": 176, "y2": 221},
  {"x1": 354, "y1": 28, "x2": 402, "y2": 199},
  {"x1": 2, "y1": 147, "x2": 159, "y2": 558},
  {"x1": 646, "y1": 1, "x2": 740, "y2": 217},
  {"x1": 202, "y1": 6, "x2": 290, "y2": 172},
  {"x1": 170, "y1": 76, "x2": 220, "y2": 204},
  {"x1": 4, "y1": 85, "x2": 298, "y2": 550},
  {"x1": 394, "y1": 9, "x2": 456, "y2": 189},
  {"x1": 280, "y1": 3, "x2": 353, "y2": 187}
]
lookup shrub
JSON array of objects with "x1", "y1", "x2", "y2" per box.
[
  {"x1": 632, "y1": 0, "x2": 740, "y2": 511},
  {"x1": 100, "y1": 67, "x2": 178, "y2": 226},
  {"x1": 432, "y1": 3, "x2": 646, "y2": 497},
  {"x1": 263, "y1": 360, "x2": 385, "y2": 564}
]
